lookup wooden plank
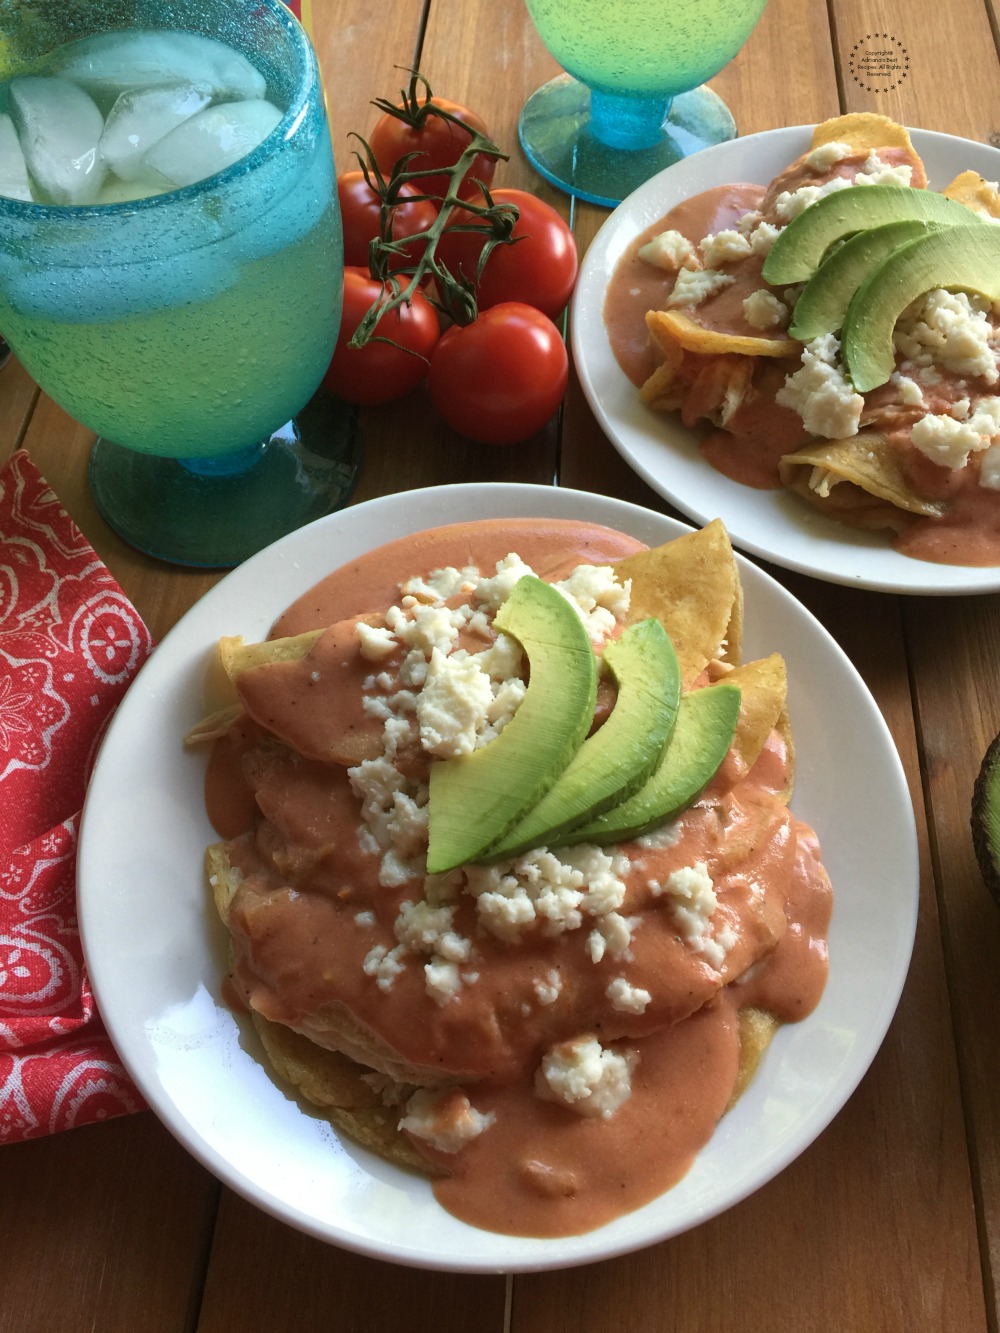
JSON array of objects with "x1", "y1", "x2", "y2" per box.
[
  {"x1": 197, "y1": 1193, "x2": 506, "y2": 1333},
  {"x1": 541, "y1": 0, "x2": 987, "y2": 1327},
  {"x1": 0, "y1": 357, "x2": 39, "y2": 461},
  {"x1": 905, "y1": 590, "x2": 1000, "y2": 1306},
  {"x1": 0, "y1": 1114, "x2": 218, "y2": 1333},
  {"x1": 183, "y1": 5, "x2": 510, "y2": 1331}
]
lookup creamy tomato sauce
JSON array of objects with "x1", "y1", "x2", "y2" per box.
[
  {"x1": 206, "y1": 517, "x2": 832, "y2": 1237},
  {"x1": 603, "y1": 143, "x2": 1000, "y2": 565}
]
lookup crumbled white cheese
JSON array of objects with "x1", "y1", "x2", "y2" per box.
[
  {"x1": 586, "y1": 910, "x2": 640, "y2": 963},
  {"x1": 743, "y1": 288, "x2": 789, "y2": 331},
  {"x1": 776, "y1": 333, "x2": 864, "y2": 439},
  {"x1": 464, "y1": 844, "x2": 627, "y2": 942},
  {"x1": 424, "y1": 958, "x2": 463, "y2": 1005},
  {"x1": 354, "y1": 909, "x2": 376, "y2": 928},
  {"x1": 552, "y1": 563, "x2": 631, "y2": 643},
  {"x1": 535, "y1": 1034, "x2": 637, "y2": 1118},
  {"x1": 699, "y1": 228, "x2": 752, "y2": 267},
  {"x1": 890, "y1": 371, "x2": 925, "y2": 407},
  {"x1": 400, "y1": 1088, "x2": 495, "y2": 1152},
  {"x1": 474, "y1": 553, "x2": 536, "y2": 610},
  {"x1": 394, "y1": 898, "x2": 469, "y2": 961},
  {"x1": 978, "y1": 441, "x2": 1000, "y2": 489},
  {"x1": 894, "y1": 289, "x2": 998, "y2": 384},
  {"x1": 806, "y1": 140, "x2": 853, "y2": 170},
  {"x1": 362, "y1": 942, "x2": 407, "y2": 991},
  {"x1": 348, "y1": 754, "x2": 428, "y2": 882},
  {"x1": 606, "y1": 976, "x2": 652, "y2": 1014},
  {"x1": 747, "y1": 220, "x2": 783, "y2": 255},
  {"x1": 400, "y1": 564, "x2": 478, "y2": 602},
  {"x1": 357, "y1": 622, "x2": 397, "y2": 661},
  {"x1": 637, "y1": 228, "x2": 695, "y2": 272},
  {"x1": 666, "y1": 266, "x2": 736, "y2": 308},
  {"x1": 911, "y1": 397, "x2": 1000, "y2": 469},
  {"x1": 416, "y1": 647, "x2": 495, "y2": 758},
  {"x1": 773, "y1": 175, "x2": 853, "y2": 221},
  {"x1": 854, "y1": 150, "x2": 912, "y2": 188},
  {"x1": 533, "y1": 969, "x2": 562, "y2": 1005},
  {"x1": 385, "y1": 601, "x2": 462, "y2": 657},
  {"x1": 662, "y1": 862, "x2": 732, "y2": 969}
]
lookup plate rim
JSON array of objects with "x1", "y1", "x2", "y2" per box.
[
  {"x1": 77, "y1": 481, "x2": 920, "y2": 1272},
  {"x1": 571, "y1": 123, "x2": 1000, "y2": 595}
]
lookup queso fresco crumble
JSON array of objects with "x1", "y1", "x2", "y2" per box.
[
  {"x1": 637, "y1": 145, "x2": 1000, "y2": 474},
  {"x1": 345, "y1": 553, "x2": 732, "y2": 1141}
]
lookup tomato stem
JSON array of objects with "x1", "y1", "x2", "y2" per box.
[{"x1": 347, "y1": 71, "x2": 520, "y2": 347}]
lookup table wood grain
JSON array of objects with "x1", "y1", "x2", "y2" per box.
[{"x1": 2, "y1": 1, "x2": 999, "y2": 1329}]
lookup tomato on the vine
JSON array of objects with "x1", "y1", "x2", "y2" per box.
[
  {"x1": 437, "y1": 189, "x2": 579, "y2": 319},
  {"x1": 337, "y1": 170, "x2": 437, "y2": 270},
  {"x1": 368, "y1": 96, "x2": 497, "y2": 203},
  {"x1": 427, "y1": 302, "x2": 568, "y2": 445},
  {"x1": 324, "y1": 268, "x2": 440, "y2": 406}
]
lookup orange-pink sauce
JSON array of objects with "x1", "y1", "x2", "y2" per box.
[
  {"x1": 602, "y1": 145, "x2": 1000, "y2": 566},
  {"x1": 206, "y1": 517, "x2": 832, "y2": 1236}
]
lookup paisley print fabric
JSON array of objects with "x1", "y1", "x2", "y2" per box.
[{"x1": 1, "y1": 451, "x2": 151, "y2": 1142}]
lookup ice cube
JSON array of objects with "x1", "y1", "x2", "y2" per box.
[
  {"x1": 51, "y1": 30, "x2": 267, "y2": 104},
  {"x1": 143, "y1": 99, "x2": 283, "y2": 189},
  {"x1": 94, "y1": 174, "x2": 167, "y2": 204},
  {"x1": 100, "y1": 81, "x2": 212, "y2": 182},
  {"x1": 9, "y1": 76, "x2": 107, "y2": 206},
  {"x1": 0, "y1": 112, "x2": 33, "y2": 201}
]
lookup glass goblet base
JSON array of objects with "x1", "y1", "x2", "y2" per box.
[
  {"x1": 518, "y1": 74, "x2": 737, "y2": 207},
  {"x1": 89, "y1": 387, "x2": 363, "y2": 568}
]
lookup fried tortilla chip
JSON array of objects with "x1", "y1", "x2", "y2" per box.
[
  {"x1": 614, "y1": 520, "x2": 741, "y2": 681},
  {"x1": 720, "y1": 653, "x2": 789, "y2": 784},
  {"x1": 726, "y1": 1007, "x2": 781, "y2": 1110},
  {"x1": 647, "y1": 308, "x2": 799, "y2": 359},
  {"x1": 218, "y1": 628, "x2": 325, "y2": 682},
  {"x1": 809, "y1": 111, "x2": 918, "y2": 157},
  {"x1": 780, "y1": 431, "x2": 947, "y2": 528},
  {"x1": 942, "y1": 169, "x2": 1000, "y2": 219},
  {"x1": 250, "y1": 1012, "x2": 435, "y2": 1174}
]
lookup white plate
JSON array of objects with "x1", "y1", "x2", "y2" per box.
[
  {"x1": 78, "y1": 483, "x2": 918, "y2": 1272},
  {"x1": 572, "y1": 126, "x2": 1000, "y2": 594}
]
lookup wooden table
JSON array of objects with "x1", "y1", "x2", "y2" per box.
[{"x1": 3, "y1": 0, "x2": 1000, "y2": 1328}]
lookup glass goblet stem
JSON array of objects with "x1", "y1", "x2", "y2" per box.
[{"x1": 588, "y1": 90, "x2": 673, "y2": 150}]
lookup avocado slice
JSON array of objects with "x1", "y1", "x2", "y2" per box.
[
  {"x1": 556, "y1": 680, "x2": 742, "y2": 848},
  {"x1": 789, "y1": 219, "x2": 948, "y2": 341},
  {"x1": 972, "y1": 730, "x2": 1000, "y2": 910},
  {"x1": 841, "y1": 223, "x2": 1000, "y2": 392},
  {"x1": 425, "y1": 575, "x2": 597, "y2": 875},
  {"x1": 762, "y1": 185, "x2": 981, "y2": 285},
  {"x1": 479, "y1": 617, "x2": 681, "y2": 863}
]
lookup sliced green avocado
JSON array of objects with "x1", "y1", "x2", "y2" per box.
[
  {"x1": 425, "y1": 575, "x2": 597, "y2": 875},
  {"x1": 841, "y1": 223, "x2": 1000, "y2": 392},
  {"x1": 972, "y1": 729, "x2": 1000, "y2": 910},
  {"x1": 762, "y1": 185, "x2": 981, "y2": 285},
  {"x1": 478, "y1": 617, "x2": 681, "y2": 863},
  {"x1": 557, "y1": 680, "x2": 742, "y2": 848},
  {"x1": 789, "y1": 219, "x2": 948, "y2": 341}
]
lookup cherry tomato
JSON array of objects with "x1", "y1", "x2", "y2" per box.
[
  {"x1": 337, "y1": 170, "x2": 437, "y2": 270},
  {"x1": 324, "y1": 268, "x2": 440, "y2": 406},
  {"x1": 427, "y1": 302, "x2": 568, "y2": 445},
  {"x1": 368, "y1": 97, "x2": 497, "y2": 203},
  {"x1": 437, "y1": 189, "x2": 579, "y2": 319}
]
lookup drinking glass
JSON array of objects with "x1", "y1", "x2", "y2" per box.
[
  {"x1": 0, "y1": 0, "x2": 360, "y2": 567},
  {"x1": 519, "y1": 0, "x2": 769, "y2": 208}
]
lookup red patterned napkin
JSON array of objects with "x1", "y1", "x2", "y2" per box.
[{"x1": 1, "y1": 450, "x2": 152, "y2": 1142}]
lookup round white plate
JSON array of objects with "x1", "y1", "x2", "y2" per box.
[
  {"x1": 572, "y1": 125, "x2": 1000, "y2": 594},
  {"x1": 78, "y1": 483, "x2": 918, "y2": 1272}
]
